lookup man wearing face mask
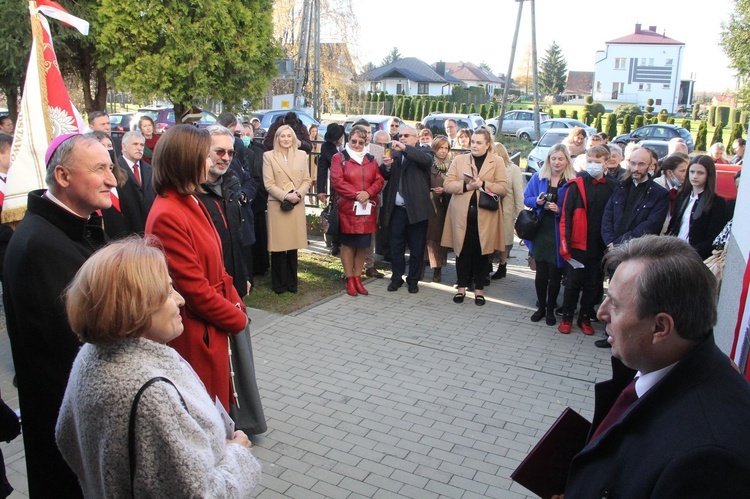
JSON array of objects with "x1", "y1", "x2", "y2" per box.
[{"x1": 558, "y1": 145, "x2": 616, "y2": 335}]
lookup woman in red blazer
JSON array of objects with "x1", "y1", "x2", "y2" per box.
[{"x1": 146, "y1": 125, "x2": 248, "y2": 410}]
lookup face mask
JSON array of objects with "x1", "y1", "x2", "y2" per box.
[
  {"x1": 586, "y1": 162, "x2": 603, "y2": 178},
  {"x1": 241, "y1": 136, "x2": 251, "y2": 147}
]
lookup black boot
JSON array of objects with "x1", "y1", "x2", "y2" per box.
[
  {"x1": 531, "y1": 307, "x2": 545, "y2": 322},
  {"x1": 545, "y1": 307, "x2": 556, "y2": 326},
  {"x1": 491, "y1": 263, "x2": 507, "y2": 280}
]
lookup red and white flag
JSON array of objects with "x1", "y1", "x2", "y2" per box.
[{"x1": 2, "y1": 0, "x2": 88, "y2": 223}]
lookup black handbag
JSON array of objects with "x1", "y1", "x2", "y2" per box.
[
  {"x1": 478, "y1": 190, "x2": 499, "y2": 211},
  {"x1": 515, "y1": 209, "x2": 541, "y2": 240},
  {"x1": 280, "y1": 190, "x2": 296, "y2": 212},
  {"x1": 321, "y1": 195, "x2": 339, "y2": 236},
  {"x1": 228, "y1": 325, "x2": 267, "y2": 435},
  {"x1": 0, "y1": 399, "x2": 20, "y2": 443}
]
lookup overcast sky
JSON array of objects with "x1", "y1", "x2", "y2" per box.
[{"x1": 343, "y1": 0, "x2": 736, "y2": 94}]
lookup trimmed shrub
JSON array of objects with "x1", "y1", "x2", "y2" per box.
[
  {"x1": 695, "y1": 121, "x2": 708, "y2": 152},
  {"x1": 614, "y1": 104, "x2": 642, "y2": 122},
  {"x1": 585, "y1": 95, "x2": 594, "y2": 105},
  {"x1": 728, "y1": 123, "x2": 744, "y2": 154},
  {"x1": 594, "y1": 113, "x2": 603, "y2": 132},
  {"x1": 620, "y1": 114, "x2": 632, "y2": 135},
  {"x1": 730, "y1": 108, "x2": 741, "y2": 128},
  {"x1": 657, "y1": 110, "x2": 669, "y2": 123},
  {"x1": 459, "y1": 103, "x2": 467, "y2": 114},
  {"x1": 571, "y1": 110, "x2": 579, "y2": 119},
  {"x1": 649, "y1": 117, "x2": 658, "y2": 125},
  {"x1": 716, "y1": 106, "x2": 730, "y2": 127},
  {"x1": 479, "y1": 104, "x2": 487, "y2": 119},
  {"x1": 667, "y1": 117, "x2": 675, "y2": 124},
  {"x1": 692, "y1": 103, "x2": 700, "y2": 121},
  {"x1": 634, "y1": 115, "x2": 645, "y2": 129},
  {"x1": 645, "y1": 98, "x2": 655, "y2": 119},
  {"x1": 469, "y1": 103, "x2": 477, "y2": 115},
  {"x1": 710, "y1": 122, "x2": 724, "y2": 145},
  {"x1": 559, "y1": 109, "x2": 567, "y2": 118},
  {"x1": 582, "y1": 111, "x2": 591, "y2": 125},
  {"x1": 606, "y1": 113, "x2": 618, "y2": 139},
  {"x1": 681, "y1": 119, "x2": 691, "y2": 131},
  {"x1": 708, "y1": 105, "x2": 716, "y2": 126}
]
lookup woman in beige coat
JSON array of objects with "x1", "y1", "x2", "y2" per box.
[
  {"x1": 263, "y1": 125, "x2": 312, "y2": 293},
  {"x1": 491, "y1": 142, "x2": 525, "y2": 279},
  {"x1": 442, "y1": 126, "x2": 508, "y2": 306}
]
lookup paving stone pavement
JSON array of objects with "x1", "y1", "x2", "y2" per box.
[{"x1": 0, "y1": 243, "x2": 614, "y2": 498}]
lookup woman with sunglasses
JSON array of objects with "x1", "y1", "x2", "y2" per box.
[
  {"x1": 263, "y1": 125, "x2": 312, "y2": 293},
  {"x1": 330, "y1": 125, "x2": 384, "y2": 296}
]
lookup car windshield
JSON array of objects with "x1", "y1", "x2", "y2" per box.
[
  {"x1": 539, "y1": 133, "x2": 566, "y2": 147},
  {"x1": 678, "y1": 128, "x2": 692, "y2": 140}
]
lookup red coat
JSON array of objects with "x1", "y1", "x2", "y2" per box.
[
  {"x1": 146, "y1": 187, "x2": 247, "y2": 410},
  {"x1": 330, "y1": 151, "x2": 384, "y2": 234}
]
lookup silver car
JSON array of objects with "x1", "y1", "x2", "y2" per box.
[
  {"x1": 515, "y1": 118, "x2": 596, "y2": 142},
  {"x1": 525, "y1": 129, "x2": 575, "y2": 173},
  {"x1": 486, "y1": 110, "x2": 550, "y2": 136}
]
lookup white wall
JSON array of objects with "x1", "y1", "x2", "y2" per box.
[{"x1": 594, "y1": 44, "x2": 682, "y2": 112}]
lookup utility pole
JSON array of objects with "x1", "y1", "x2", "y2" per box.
[
  {"x1": 293, "y1": 0, "x2": 322, "y2": 118},
  {"x1": 312, "y1": 0, "x2": 321, "y2": 120},
  {"x1": 496, "y1": 0, "x2": 524, "y2": 138},
  {"x1": 531, "y1": 0, "x2": 540, "y2": 140}
]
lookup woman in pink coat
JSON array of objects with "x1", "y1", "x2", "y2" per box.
[{"x1": 146, "y1": 125, "x2": 248, "y2": 410}]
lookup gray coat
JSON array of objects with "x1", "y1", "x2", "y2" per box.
[{"x1": 56, "y1": 338, "x2": 261, "y2": 498}]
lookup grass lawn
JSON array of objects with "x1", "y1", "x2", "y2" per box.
[{"x1": 244, "y1": 250, "x2": 347, "y2": 315}]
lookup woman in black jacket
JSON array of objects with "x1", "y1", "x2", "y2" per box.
[
  {"x1": 316, "y1": 124, "x2": 346, "y2": 253},
  {"x1": 667, "y1": 155, "x2": 727, "y2": 259}
]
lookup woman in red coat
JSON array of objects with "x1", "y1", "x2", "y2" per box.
[
  {"x1": 330, "y1": 125, "x2": 384, "y2": 296},
  {"x1": 146, "y1": 125, "x2": 248, "y2": 410}
]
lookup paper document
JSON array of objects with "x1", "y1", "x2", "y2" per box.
[{"x1": 354, "y1": 201, "x2": 373, "y2": 216}]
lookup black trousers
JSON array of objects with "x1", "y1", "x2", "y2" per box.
[
  {"x1": 242, "y1": 245, "x2": 255, "y2": 286},
  {"x1": 561, "y1": 257, "x2": 604, "y2": 320},
  {"x1": 456, "y1": 206, "x2": 489, "y2": 290},
  {"x1": 388, "y1": 206, "x2": 428, "y2": 286},
  {"x1": 252, "y1": 211, "x2": 270, "y2": 274},
  {"x1": 271, "y1": 250, "x2": 298, "y2": 293},
  {"x1": 535, "y1": 260, "x2": 563, "y2": 311}
]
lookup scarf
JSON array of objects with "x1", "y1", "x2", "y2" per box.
[
  {"x1": 433, "y1": 157, "x2": 451, "y2": 175},
  {"x1": 345, "y1": 144, "x2": 367, "y2": 164}
]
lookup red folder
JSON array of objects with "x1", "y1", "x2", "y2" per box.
[{"x1": 511, "y1": 407, "x2": 591, "y2": 498}]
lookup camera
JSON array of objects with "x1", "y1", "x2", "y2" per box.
[{"x1": 540, "y1": 192, "x2": 557, "y2": 210}]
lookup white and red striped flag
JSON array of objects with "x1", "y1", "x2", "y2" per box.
[{"x1": 2, "y1": 0, "x2": 89, "y2": 223}]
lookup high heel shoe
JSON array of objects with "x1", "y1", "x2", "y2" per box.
[
  {"x1": 354, "y1": 276, "x2": 368, "y2": 295},
  {"x1": 345, "y1": 276, "x2": 358, "y2": 296}
]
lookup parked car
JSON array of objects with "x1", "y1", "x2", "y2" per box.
[
  {"x1": 514, "y1": 118, "x2": 596, "y2": 142},
  {"x1": 612, "y1": 124, "x2": 694, "y2": 152},
  {"x1": 421, "y1": 113, "x2": 486, "y2": 136},
  {"x1": 637, "y1": 140, "x2": 670, "y2": 160},
  {"x1": 136, "y1": 107, "x2": 218, "y2": 134},
  {"x1": 109, "y1": 112, "x2": 134, "y2": 132},
  {"x1": 525, "y1": 128, "x2": 589, "y2": 173},
  {"x1": 486, "y1": 110, "x2": 550, "y2": 136},
  {"x1": 342, "y1": 115, "x2": 400, "y2": 136},
  {"x1": 252, "y1": 109, "x2": 320, "y2": 135}
]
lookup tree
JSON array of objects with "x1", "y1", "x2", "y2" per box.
[
  {"x1": 0, "y1": 0, "x2": 30, "y2": 120},
  {"x1": 479, "y1": 62, "x2": 493, "y2": 74},
  {"x1": 361, "y1": 62, "x2": 376, "y2": 73},
  {"x1": 722, "y1": 0, "x2": 750, "y2": 105},
  {"x1": 711, "y1": 123, "x2": 725, "y2": 145},
  {"x1": 695, "y1": 121, "x2": 708, "y2": 151},
  {"x1": 514, "y1": 44, "x2": 533, "y2": 96},
  {"x1": 606, "y1": 113, "x2": 618, "y2": 139},
  {"x1": 539, "y1": 41, "x2": 567, "y2": 97},
  {"x1": 381, "y1": 47, "x2": 402, "y2": 66},
  {"x1": 97, "y1": 0, "x2": 280, "y2": 120}
]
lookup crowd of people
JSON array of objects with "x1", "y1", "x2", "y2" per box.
[{"x1": 0, "y1": 108, "x2": 745, "y2": 497}]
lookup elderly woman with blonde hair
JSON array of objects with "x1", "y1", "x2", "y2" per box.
[
  {"x1": 442, "y1": 126, "x2": 507, "y2": 306},
  {"x1": 490, "y1": 142, "x2": 525, "y2": 279},
  {"x1": 56, "y1": 237, "x2": 261, "y2": 498},
  {"x1": 263, "y1": 124, "x2": 312, "y2": 293}
]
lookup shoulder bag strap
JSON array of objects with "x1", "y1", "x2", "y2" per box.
[{"x1": 128, "y1": 376, "x2": 188, "y2": 498}]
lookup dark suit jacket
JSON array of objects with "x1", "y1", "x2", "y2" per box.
[
  {"x1": 566, "y1": 336, "x2": 750, "y2": 497},
  {"x1": 379, "y1": 145, "x2": 433, "y2": 226},
  {"x1": 118, "y1": 154, "x2": 155, "y2": 211},
  {"x1": 666, "y1": 192, "x2": 727, "y2": 259},
  {"x1": 601, "y1": 177, "x2": 669, "y2": 245}
]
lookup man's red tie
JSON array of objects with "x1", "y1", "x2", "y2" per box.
[
  {"x1": 133, "y1": 162, "x2": 142, "y2": 187},
  {"x1": 591, "y1": 378, "x2": 638, "y2": 440}
]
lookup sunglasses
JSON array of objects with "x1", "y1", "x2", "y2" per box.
[
  {"x1": 213, "y1": 148, "x2": 235, "y2": 158},
  {"x1": 390, "y1": 123, "x2": 401, "y2": 127},
  {"x1": 350, "y1": 139, "x2": 366, "y2": 146}
]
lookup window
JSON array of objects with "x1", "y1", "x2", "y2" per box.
[
  {"x1": 639, "y1": 58, "x2": 654, "y2": 66},
  {"x1": 656, "y1": 99, "x2": 662, "y2": 105},
  {"x1": 596, "y1": 81, "x2": 602, "y2": 92},
  {"x1": 665, "y1": 58, "x2": 673, "y2": 66},
  {"x1": 638, "y1": 83, "x2": 652, "y2": 91},
  {"x1": 663, "y1": 84, "x2": 670, "y2": 90},
  {"x1": 370, "y1": 82, "x2": 381, "y2": 92},
  {"x1": 615, "y1": 58, "x2": 627, "y2": 70},
  {"x1": 418, "y1": 82, "x2": 429, "y2": 95},
  {"x1": 396, "y1": 83, "x2": 403, "y2": 94}
]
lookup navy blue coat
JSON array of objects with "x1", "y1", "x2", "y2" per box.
[{"x1": 601, "y1": 177, "x2": 669, "y2": 246}]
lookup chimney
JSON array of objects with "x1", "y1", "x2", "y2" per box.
[
  {"x1": 635, "y1": 23, "x2": 641, "y2": 33},
  {"x1": 436, "y1": 61, "x2": 445, "y2": 77},
  {"x1": 649, "y1": 25, "x2": 657, "y2": 32}
]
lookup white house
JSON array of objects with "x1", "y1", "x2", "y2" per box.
[
  {"x1": 356, "y1": 57, "x2": 463, "y2": 96},
  {"x1": 434, "y1": 62, "x2": 508, "y2": 95},
  {"x1": 593, "y1": 24, "x2": 694, "y2": 113}
]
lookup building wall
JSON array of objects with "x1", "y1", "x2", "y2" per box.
[
  {"x1": 594, "y1": 43, "x2": 683, "y2": 112},
  {"x1": 359, "y1": 80, "x2": 452, "y2": 97}
]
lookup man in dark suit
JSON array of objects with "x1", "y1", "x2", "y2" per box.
[
  {"x1": 380, "y1": 125, "x2": 433, "y2": 293},
  {"x1": 118, "y1": 130, "x2": 155, "y2": 212},
  {"x1": 4, "y1": 134, "x2": 113, "y2": 498},
  {"x1": 559, "y1": 235, "x2": 750, "y2": 497}
]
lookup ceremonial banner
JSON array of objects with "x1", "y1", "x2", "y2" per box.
[
  {"x1": 730, "y1": 252, "x2": 750, "y2": 380},
  {"x1": 3, "y1": 0, "x2": 88, "y2": 223}
]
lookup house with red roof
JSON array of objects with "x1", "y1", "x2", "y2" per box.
[{"x1": 593, "y1": 24, "x2": 694, "y2": 113}]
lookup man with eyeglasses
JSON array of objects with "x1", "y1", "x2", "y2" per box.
[
  {"x1": 380, "y1": 125, "x2": 433, "y2": 293},
  {"x1": 597, "y1": 147, "x2": 669, "y2": 348},
  {"x1": 388, "y1": 117, "x2": 402, "y2": 140},
  {"x1": 118, "y1": 130, "x2": 155, "y2": 212},
  {"x1": 444, "y1": 119, "x2": 459, "y2": 148}
]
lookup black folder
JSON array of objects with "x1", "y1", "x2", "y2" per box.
[{"x1": 511, "y1": 407, "x2": 591, "y2": 498}]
